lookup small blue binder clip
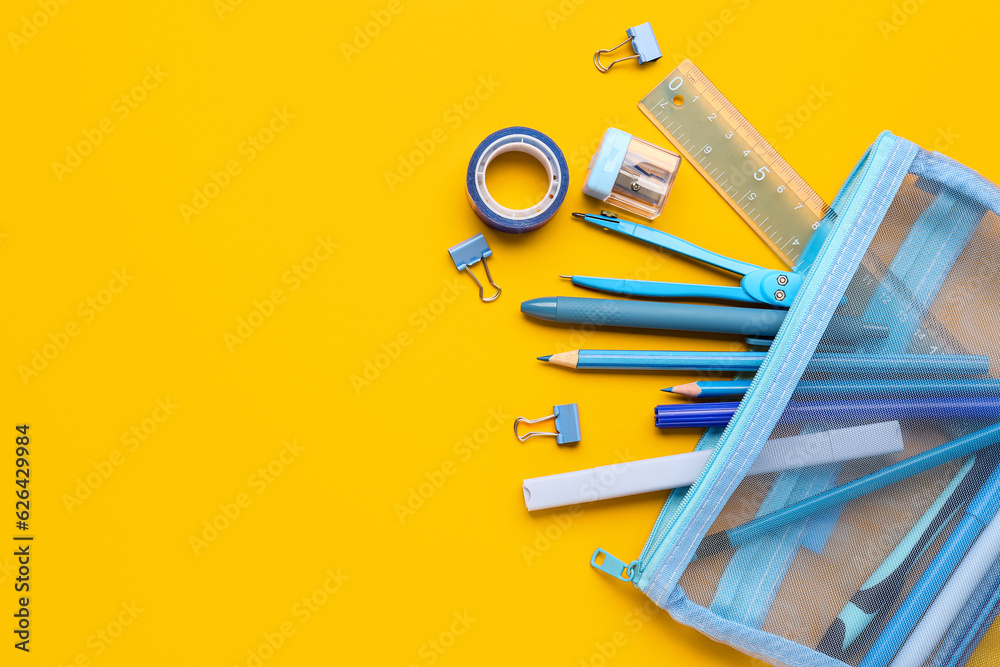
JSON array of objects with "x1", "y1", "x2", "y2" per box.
[
  {"x1": 514, "y1": 404, "x2": 581, "y2": 446},
  {"x1": 448, "y1": 233, "x2": 501, "y2": 302},
  {"x1": 594, "y1": 22, "x2": 661, "y2": 73}
]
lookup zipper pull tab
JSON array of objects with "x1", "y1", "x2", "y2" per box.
[{"x1": 591, "y1": 548, "x2": 638, "y2": 582}]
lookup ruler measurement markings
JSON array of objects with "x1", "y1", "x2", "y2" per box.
[{"x1": 638, "y1": 59, "x2": 826, "y2": 266}]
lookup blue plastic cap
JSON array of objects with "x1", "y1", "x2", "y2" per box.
[
  {"x1": 626, "y1": 22, "x2": 661, "y2": 65},
  {"x1": 553, "y1": 403, "x2": 581, "y2": 445},
  {"x1": 448, "y1": 233, "x2": 492, "y2": 272},
  {"x1": 583, "y1": 128, "x2": 633, "y2": 201}
]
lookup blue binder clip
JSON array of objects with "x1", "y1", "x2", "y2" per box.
[
  {"x1": 448, "y1": 233, "x2": 501, "y2": 302},
  {"x1": 514, "y1": 403, "x2": 581, "y2": 446},
  {"x1": 594, "y1": 22, "x2": 661, "y2": 73}
]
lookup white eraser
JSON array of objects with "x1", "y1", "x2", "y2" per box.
[{"x1": 522, "y1": 421, "x2": 904, "y2": 511}]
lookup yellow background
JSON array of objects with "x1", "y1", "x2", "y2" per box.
[{"x1": 2, "y1": 0, "x2": 999, "y2": 664}]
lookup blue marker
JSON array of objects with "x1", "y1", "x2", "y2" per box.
[
  {"x1": 859, "y1": 454, "x2": 1000, "y2": 667},
  {"x1": 654, "y1": 397, "x2": 1000, "y2": 428}
]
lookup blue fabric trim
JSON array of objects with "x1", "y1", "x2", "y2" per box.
[
  {"x1": 665, "y1": 587, "x2": 849, "y2": 667},
  {"x1": 911, "y1": 149, "x2": 1000, "y2": 216}
]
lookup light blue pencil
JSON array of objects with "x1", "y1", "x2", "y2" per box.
[{"x1": 540, "y1": 350, "x2": 990, "y2": 375}]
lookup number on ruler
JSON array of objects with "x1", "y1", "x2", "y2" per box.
[
  {"x1": 668, "y1": 77, "x2": 683, "y2": 91},
  {"x1": 708, "y1": 113, "x2": 717, "y2": 121},
  {"x1": 754, "y1": 166, "x2": 769, "y2": 181}
]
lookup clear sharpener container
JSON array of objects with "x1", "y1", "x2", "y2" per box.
[{"x1": 582, "y1": 128, "x2": 681, "y2": 220}]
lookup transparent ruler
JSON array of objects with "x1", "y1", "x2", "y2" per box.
[{"x1": 639, "y1": 60, "x2": 828, "y2": 267}]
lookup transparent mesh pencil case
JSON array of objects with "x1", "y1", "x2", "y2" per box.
[{"x1": 598, "y1": 132, "x2": 1000, "y2": 667}]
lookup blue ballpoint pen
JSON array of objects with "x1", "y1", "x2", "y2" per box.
[
  {"x1": 571, "y1": 211, "x2": 804, "y2": 307},
  {"x1": 859, "y1": 453, "x2": 1000, "y2": 667}
]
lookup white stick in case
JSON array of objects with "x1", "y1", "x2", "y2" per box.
[{"x1": 522, "y1": 421, "x2": 904, "y2": 512}]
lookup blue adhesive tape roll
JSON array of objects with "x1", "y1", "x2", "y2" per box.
[{"x1": 466, "y1": 126, "x2": 569, "y2": 233}]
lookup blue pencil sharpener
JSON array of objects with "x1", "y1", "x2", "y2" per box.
[{"x1": 583, "y1": 128, "x2": 681, "y2": 220}]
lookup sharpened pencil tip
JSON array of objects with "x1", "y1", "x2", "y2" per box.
[
  {"x1": 537, "y1": 355, "x2": 552, "y2": 362},
  {"x1": 668, "y1": 382, "x2": 701, "y2": 398},
  {"x1": 662, "y1": 387, "x2": 673, "y2": 393},
  {"x1": 571, "y1": 212, "x2": 585, "y2": 219}
]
